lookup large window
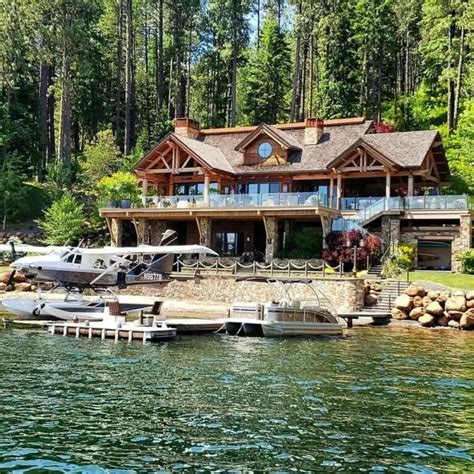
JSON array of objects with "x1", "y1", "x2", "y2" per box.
[
  {"x1": 215, "y1": 232, "x2": 244, "y2": 256},
  {"x1": 174, "y1": 182, "x2": 218, "y2": 195},
  {"x1": 238, "y1": 182, "x2": 280, "y2": 194}
]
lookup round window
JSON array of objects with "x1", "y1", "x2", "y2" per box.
[{"x1": 257, "y1": 142, "x2": 273, "y2": 159}]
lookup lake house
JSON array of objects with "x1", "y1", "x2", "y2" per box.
[{"x1": 100, "y1": 117, "x2": 473, "y2": 272}]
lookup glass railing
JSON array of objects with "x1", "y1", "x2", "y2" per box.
[
  {"x1": 404, "y1": 195, "x2": 469, "y2": 210},
  {"x1": 211, "y1": 192, "x2": 329, "y2": 208},
  {"x1": 340, "y1": 197, "x2": 383, "y2": 211}
]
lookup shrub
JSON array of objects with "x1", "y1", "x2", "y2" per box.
[
  {"x1": 97, "y1": 172, "x2": 140, "y2": 203},
  {"x1": 37, "y1": 193, "x2": 85, "y2": 245},
  {"x1": 456, "y1": 249, "x2": 474, "y2": 274}
]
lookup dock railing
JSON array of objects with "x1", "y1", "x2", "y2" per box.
[{"x1": 173, "y1": 259, "x2": 344, "y2": 278}]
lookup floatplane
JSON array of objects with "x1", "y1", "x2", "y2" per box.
[{"x1": 0, "y1": 230, "x2": 217, "y2": 320}]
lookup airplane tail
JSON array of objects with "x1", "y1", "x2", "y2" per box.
[{"x1": 148, "y1": 229, "x2": 178, "y2": 274}]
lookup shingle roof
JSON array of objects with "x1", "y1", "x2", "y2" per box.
[
  {"x1": 361, "y1": 130, "x2": 438, "y2": 168},
  {"x1": 173, "y1": 133, "x2": 234, "y2": 174}
]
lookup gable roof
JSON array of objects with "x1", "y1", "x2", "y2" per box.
[{"x1": 234, "y1": 123, "x2": 302, "y2": 152}]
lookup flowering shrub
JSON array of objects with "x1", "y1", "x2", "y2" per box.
[
  {"x1": 456, "y1": 249, "x2": 474, "y2": 274},
  {"x1": 374, "y1": 122, "x2": 396, "y2": 133}
]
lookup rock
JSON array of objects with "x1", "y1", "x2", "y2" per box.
[
  {"x1": 0, "y1": 272, "x2": 12, "y2": 284},
  {"x1": 437, "y1": 313, "x2": 451, "y2": 326},
  {"x1": 448, "y1": 320, "x2": 460, "y2": 329},
  {"x1": 5, "y1": 285, "x2": 14, "y2": 292},
  {"x1": 460, "y1": 309, "x2": 474, "y2": 330},
  {"x1": 419, "y1": 314, "x2": 436, "y2": 327},
  {"x1": 466, "y1": 290, "x2": 474, "y2": 301},
  {"x1": 409, "y1": 307, "x2": 425, "y2": 320},
  {"x1": 448, "y1": 311, "x2": 463, "y2": 321},
  {"x1": 372, "y1": 284, "x2": 382, "y2": 293},
  {"x1": 0, "y1": 282, "x2": 6, "y2": 290},
  {"x1": 422, "y1": 296, "x2": 433, "y2": 307},
  {"x1": 365, "y1": 294, "x2": 378, "y2": 306},
  {"x1": 445, "y1": 296, "x2": 466, "y2": 313},
  {"x1": 435, "y1": 295, "x2": 448, "y2": 306},
  {"x1": 369, "y1": 290, "x2": 379, "y2": 297},
  {"x1": 452, "y1": 290, "x2": 465, "y2": 297},
  {"x1": 466, "y1": 299, "x2": 474, "y2": 309},
  {"x1": 394, "y1": 294, "x2": 413, "y2": 312},
  {"x1": 427, "y1": 290, "x2": 440, "y2": 300},
  {"x1": 13, "y1": 272, "x2": 28, "y2": 283},
  {"x1": 405, "y1": 286, "x2": 419, "y2": 297},
  {"x1": 413, "y1": 296, "x2": 424, "y2": 307},
  {"x1": 425, "y1": 301, "x2": 444, "y2": 316},
  {"x1": 391, "y1": 307, "x2": 409, "y2": 320},
  {"x1": 31, "y1": 285, "x2": 37, "y2": 292},
  {"x1": 15, "y1": 282, "x2": 32, "y2": 292}
]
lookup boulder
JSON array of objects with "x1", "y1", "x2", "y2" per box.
[
  {"x1": 5, "y1": 285, "x2": 14, "y2": 292},
  {"x1": 419, "y1": 314, "x2": 436, "y2": 327},
  {"x1": 365, "y1": 294, "x2": 378, "y2": 306},
  {"x1": 405, "y1": 286, "x2": 419, "y2": 297},
  {"x1": 422, "y1": 296, "x2": 433, "y2": 307},
  {"x1": 0, "y1": 282, "x2": 6, "y2": 290},
  {"x1": 413, "y1": 296, "x2": 424, "y2": 307},
  {"x1": 435, "y1": 295, "x2": 448, "y2": 305},
  {"x1": 391, "y1": 307, "x2": 409, "y2": 320},
  {"x1": 445, "y1": 296, "x2": 466, "y2": 313},
  {"x1": 409, "y1": 307, "x2": 425, "y2": 320},
  {"x1": 427, "y1": 290, "x2": 440, "y2": 300},
  {"x1": 0, "y1": 272, "x2": 12, "y2": 284},
  {"x1": 460, "y1": 309, "x2": 474, "y2": 330},
  {"x1": 437, "y1": 313, "x2": 451, "y2": 326},
  {"x1": 448, "y1": 311, "x2": 463, "y2": 321},
  {"x1": 13, "y1": 272, "x2": 28, "y2": 283},
  {"x1": 448, "y1": 320, "x2": 460, "y2": 329},
  {"x1": 372, "y1": 283, "x2": 383, "y2": 293},
  {"x1": 15, "y1": 282, "x2": 32, "y2": 292},
  {"x1": 394, "y1": 294, "x2": 413, "y2": 312},
  {"x1": 425, "y1": 301, "x2": 444, "y2": 316},
  {"x1": 452, "y1": 290, "x2": 465, "y2": 297},
  {"x1": 466, "y1": 290, "x2": 474, "y2": 301},
  {"x1": 466, "y1": 299, "x2": 474, "y2": 309}
]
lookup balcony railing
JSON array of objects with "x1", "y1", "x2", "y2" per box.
[
  {"x1": 139, "y1": 192, "x2": 331, "y2": 209},
  {"x1": 103, "y1": 194, "x2": 472, "y2": 212}
]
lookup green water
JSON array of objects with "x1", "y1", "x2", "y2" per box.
[{"x1": 0, "y1": 325, "x2": 472, "y2": 472}]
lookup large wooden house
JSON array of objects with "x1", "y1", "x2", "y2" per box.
[{"x1": 100, "y1": 117, "x2": 473, "y2": 271}]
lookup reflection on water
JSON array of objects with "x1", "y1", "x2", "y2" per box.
[{"x1": 0, "y1": 325, "x2": 472, "y2": 472}]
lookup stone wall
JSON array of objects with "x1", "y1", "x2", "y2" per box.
[{"x1": 131, "y1": 276, "x2": 365, "y2": 312}]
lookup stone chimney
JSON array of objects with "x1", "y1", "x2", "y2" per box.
[
  {"x1": 304, "y1": 117, "x2": 324, "y2": 145},
  {"x1": 174, "y1": 118, "x2": 200, "y2": 139}
]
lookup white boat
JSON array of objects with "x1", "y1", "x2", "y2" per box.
[
  {"x1": 225, "y1": 279, "x2": 344, "y2": 337},
  {"x1": 1, "y1": 297, "x2": 152, "y2": 321}
]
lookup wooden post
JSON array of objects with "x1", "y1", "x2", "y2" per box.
[
  {"x1": 329, "y1": 178, "x2": 334, "y2": 207},
  {"x1": 408, "y1": 175, "x2": 414, "y2": 197},
  {"x1": 385, "y1": 171, "x2": 391, "y2": 198},
  {"x1": 141, "y1": 178, "x2": 148, "y2": 206},
  {"x1": 336, "y1": 174, "x2": 342, "y2": 210},
  {"x1": 203, "y1": 174, "x2": 210, "y2": 206}
]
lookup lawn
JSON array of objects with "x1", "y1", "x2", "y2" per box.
[{"x1": 400, "y1": 271, "x2": 474, "y2": 290}]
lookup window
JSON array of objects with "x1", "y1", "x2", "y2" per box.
[
  {"x1": 238, "y1": 182, "x2": 281, "y2": 194},
  {"x1": 257, "y1": 142, "x2": 273, "y2": 159},
  {"x1": 215, "y1": 232, "x2": 244, "y2": 256},
  {"x1": 74, "y1": 255, "x2": 82, "y2": 265}
]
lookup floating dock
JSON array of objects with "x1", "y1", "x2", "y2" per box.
[{"x1": 47, "y1": 322, "x2": 176, "y2": 342}]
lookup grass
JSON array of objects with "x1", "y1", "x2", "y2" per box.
[
  {"x1": 399, "y1": 271, "x2": 474, "y2": 290},
  {"x1": 0, "y1": 266, "x2": 11, "y2": 273}
]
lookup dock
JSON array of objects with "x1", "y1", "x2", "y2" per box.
[
  {"x1": 47, "y1": 321, "x2": 176, "y2": 342},
  {"x1": 337, "y1": 312, "x2": 391, "y2": 328}
]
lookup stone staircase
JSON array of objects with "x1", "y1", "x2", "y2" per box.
[
  {"x1": 363, "y1": 279, "x2": 411, "y2": 313},
  {"x1": 367, "y1": 262, "x2": 383, "y2": 277}
]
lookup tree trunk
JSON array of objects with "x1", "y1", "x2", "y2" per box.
[
  {"x1": 38, "y1": 61, "x2": 50, "y2": 180},
  {"x1": 230, "y1": 0, "x2": 238, "y2": 126},
  {"x1": 290, "y1": 30, "x2": 301, "y2": 122},
  {"x1": 447, "y1": 19, "x2": 455, "y2": 134},
  {"x1": 58, "y1": 17, "x2": 72, "y2": 166},
  {"x1": 453, "y1": 26, "x2": 465, "y2": 130},
  {"x1": 115, "y1": 0, "x2": 123, "y2": 148},
  {"x1": 124, "y1": 0, "x2": 134, "y2": 155}
]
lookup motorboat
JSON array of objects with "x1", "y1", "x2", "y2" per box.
[
  {"x1": 1, "y1": 297, "x2": 152, "y2": 321},
  {"x1": 225, "y1": 278, "x2": 344, "y2": 337}
]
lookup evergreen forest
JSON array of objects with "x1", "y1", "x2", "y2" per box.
[{"x1": 0, "y1": 0, "x2": 472, "y2": 230}]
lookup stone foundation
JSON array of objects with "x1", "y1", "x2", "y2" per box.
[{"x1": 129, "y1": 276, "x2": 365, "y2": 312}]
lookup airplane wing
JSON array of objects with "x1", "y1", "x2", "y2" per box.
[
  {"x1": 0, "y1": 244, "x2": 67, "y2": 254},
  {"x1": 77, "y1": 244, "x2": 219, "y2": 256}
]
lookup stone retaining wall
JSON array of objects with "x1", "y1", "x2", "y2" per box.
[{"x1": 128, "y1": 276, "x2": 365, "y2": 312}]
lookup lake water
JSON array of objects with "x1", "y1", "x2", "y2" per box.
[{"x1": 0, "y1": 324, "x2": 472, "y2": 472}]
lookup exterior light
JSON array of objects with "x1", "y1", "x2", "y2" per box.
[
  {"x1": 346, "y1": 239, "x2": 351, "y2": 248},
  {"x1": 359, "y1": 239, "x2": 365, "y2": 248}
]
